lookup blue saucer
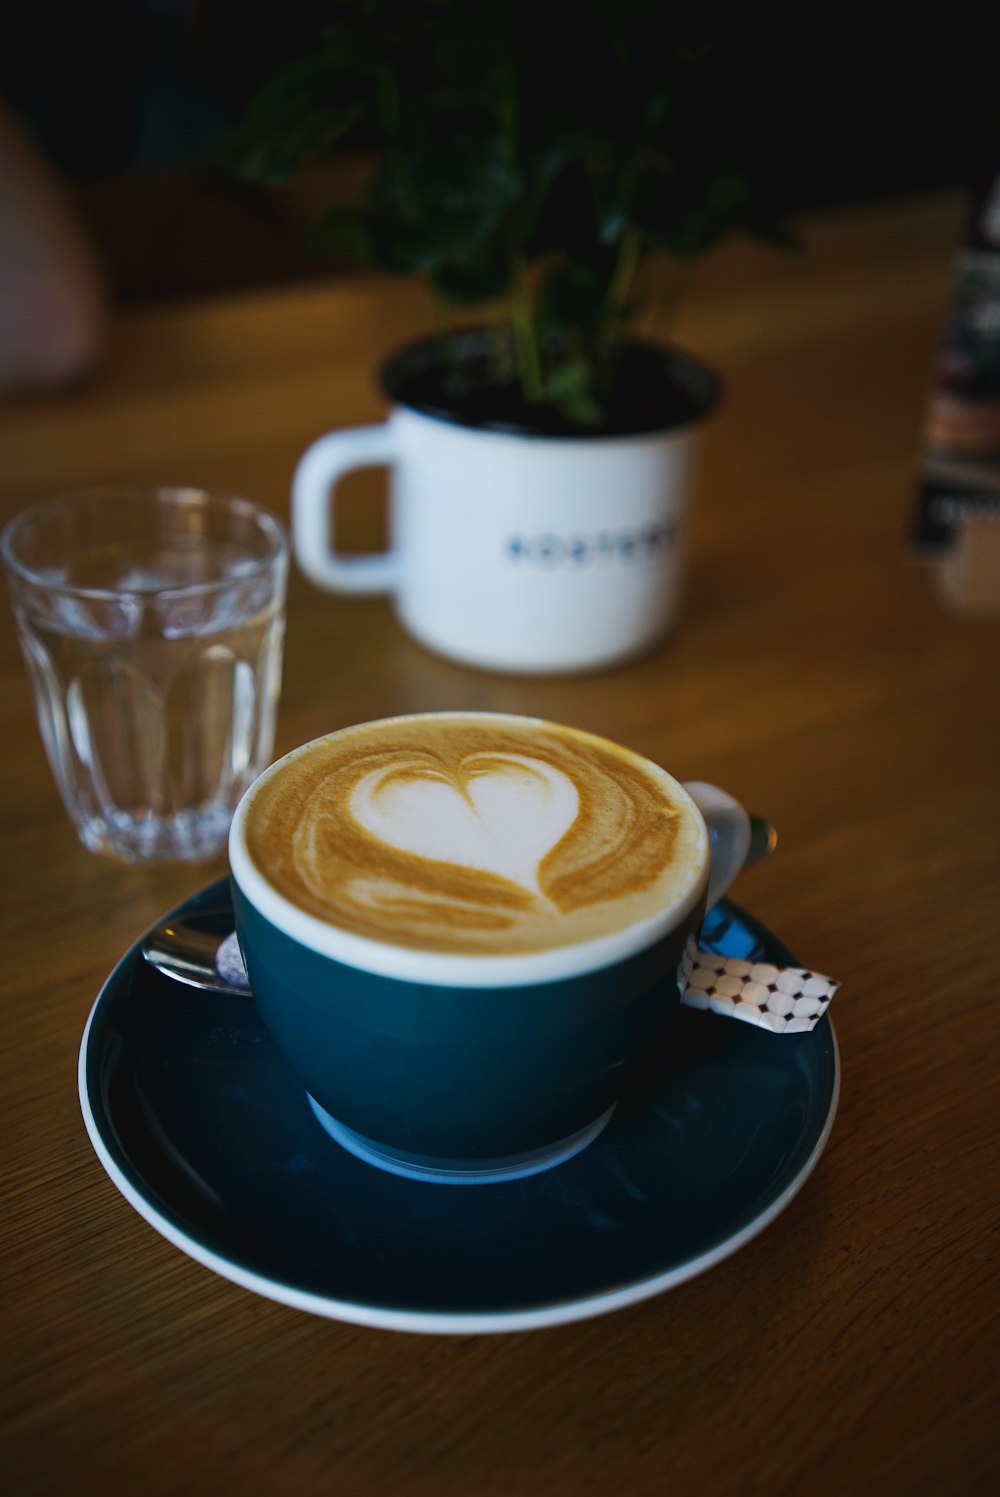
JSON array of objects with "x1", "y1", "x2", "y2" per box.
[{"x1": 79, "y1": 881, "x2": 839, "y2": 1334}]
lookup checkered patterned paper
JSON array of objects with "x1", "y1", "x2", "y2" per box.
[{"x1": 678, "y1": 936, "x2": 837, "y2": 1033}]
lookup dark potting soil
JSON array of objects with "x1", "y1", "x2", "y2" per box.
[{"x1": 379, "y1": 330, "x2": 722, "y2": 439}]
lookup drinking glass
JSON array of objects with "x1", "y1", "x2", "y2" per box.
[{"x1": 2, "y1": 486, "x2": 288, "y2": 863}]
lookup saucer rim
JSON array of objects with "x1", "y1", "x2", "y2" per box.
[{"x1": 78, "y1": 881, "x2": 840, "y2": 1335}]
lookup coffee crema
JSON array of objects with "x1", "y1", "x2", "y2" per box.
[{"x1": 242, "y1": 715, "x2": 705, "y2": 956}]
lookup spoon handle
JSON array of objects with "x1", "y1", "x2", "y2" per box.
[
  {"x1": 745, "y1": 814, "x2": 778, "y2": 870},
  {"x1": 143, "y1": 911, "x2": 251, "y2": 994}
]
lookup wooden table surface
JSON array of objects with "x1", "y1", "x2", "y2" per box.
[{"x1": 2, "y1": 194, "x2": 997, "y2": 1496}]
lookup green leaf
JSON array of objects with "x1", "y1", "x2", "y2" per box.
[
  {"x1": 538, "y1": 255, "x2": 617, "y2": 336},
  {"x1": 220, "y1": 52, "x2": 367, "y2": 184},
  {"x1": 430, "y1": 236, "x2": 511, "y2": 305},
  {"x1": 363, "y1": 119, "x2": 522, "y2": 274},
  {"x1": 537, "y1": 355, "x2": 605, "y2": 427},
  {"x1": 302, "y1": 206, "x2": 374, "y2": 263},
  {"x1": 225, "y1": 8, "x2": 799, "y2": 428}
]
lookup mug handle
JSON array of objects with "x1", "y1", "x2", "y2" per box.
[
  {"x1": 292, "y1": 424, "x2": 400, "y2": 594},
  {"x1": 683, "y1": 782, "x2": 752, "y2": 912}
]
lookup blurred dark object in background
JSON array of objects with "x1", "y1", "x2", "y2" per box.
[
  {"x1": 0, "y1": 99, "x2": 107, "y2": 392},
  {"x1": 1, "y1": 5, "x2": 993, "y2": 305},
  {"x1": 924, "y1": 169, "x2": 1000, "y2": 460},
  {"x1": 911, "y1": 154, "x2": 1000, "y2": 613},
  {"x1": 2, "y1": 1, "x2": 345, "y2": 303}
]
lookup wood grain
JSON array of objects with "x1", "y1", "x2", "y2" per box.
[{"x1": 2, "y1": 194, "x2": 998, "y2": 1496}]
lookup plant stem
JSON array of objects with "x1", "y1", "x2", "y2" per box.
[
  {"x1": 507, "y1": 250, "x2": 542, "y2": 403},
  {"x1": 604, "y1": 226, "x2": 643, "y2": 327}
]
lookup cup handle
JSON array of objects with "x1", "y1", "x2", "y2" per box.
[
  {"x1": 683, "y1": 782, "x2": 752, "y2": 912},
  {"x1": 292, "y1": 424, "x2": 400, "y2": 594}
]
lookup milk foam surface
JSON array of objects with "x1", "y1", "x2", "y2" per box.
[
  {"x1": 241, "y1": 715, "x2": 706, "y2": 956},
  {"x1": 349, "y1": 754, "x2": 579, "y2": 898}
]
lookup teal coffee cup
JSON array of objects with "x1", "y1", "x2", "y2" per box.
[{"x1": 228, "y1": 712, "x2": 751, "y2": 1183}]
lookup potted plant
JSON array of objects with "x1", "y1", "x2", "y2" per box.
[{"x1": 228, "y1": 2, "x2": 790, "y2": 673}]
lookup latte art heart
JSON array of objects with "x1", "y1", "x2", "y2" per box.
[
  {"x1": 349, "y1": 755, "x2": 579, "y2": 896},
  {"x1": 242, "y1": 714, "x2": 706, "y2": 956}
]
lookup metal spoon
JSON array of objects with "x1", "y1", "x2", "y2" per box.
[
  {"x1": 746, "y1": 812, "x2": 778, "y2": 867},
  {"x1": 142, "y1": 910, "x2": 252, "y2": 995},
  {"x1": 141, "y1": 814, "x2": 777, "y2": 996}
]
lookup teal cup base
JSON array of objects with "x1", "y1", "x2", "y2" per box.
[
  {"x1": 307, "y1": 1094, "x2": 617, "y2": 1184},
  {"x1": 232, "y1": 874, "x2": 701, "y2": 1172}
]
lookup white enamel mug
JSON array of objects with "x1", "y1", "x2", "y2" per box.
[{"x1": 292, "y1": 334, "x2": 720, "y2": 675}]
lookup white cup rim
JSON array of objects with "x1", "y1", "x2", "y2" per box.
[{"x1": 229, "y1": 713, "x2": 709, "y2": 989}]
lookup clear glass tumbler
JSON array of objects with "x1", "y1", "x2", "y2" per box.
[{"x1": 2, "y1": 486, "x2": 288, "y2": 862}]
